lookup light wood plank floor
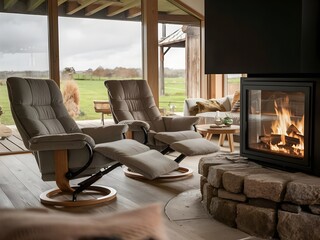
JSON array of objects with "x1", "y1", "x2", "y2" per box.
[
  {"x1": 0, "y1": 126, "x2": 30, "y2": 155},
  {"x1": 0, "y1": 120, "x2": 252, "y2": 239},
  {"x1": 0, "y1": 149, "x2": 254, "y2": 239}
]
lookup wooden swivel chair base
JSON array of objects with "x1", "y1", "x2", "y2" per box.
[
  {"x1": 40, "y1": 149, "x2": 192, "y2": 206},
  {"x1": 40, "y1": 186, "x2": 116, "y2": 207},
  {"x1": 122, "y1": 151, "x2": 193, "y2": 181},
  {"x1": 40, "y1": 149, "x2": 117, "y2": 207},
  {"x1": 123, "y1": 166, "x2": 193, "y2": 181}
]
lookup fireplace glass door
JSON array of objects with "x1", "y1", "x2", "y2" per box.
[
  {"x1": 248, "y1": 90, "x2": 305, "y2": 158},
  {"x1": 241, "y1": 78, "x2": 313, "y2": 171}
]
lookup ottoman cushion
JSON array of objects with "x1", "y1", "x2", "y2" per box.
[
  {"x1": 120, "y1": 150, "x2": 179, "y2": 180},
  {"x1": 171, "y1": 138, "x2": 220, "y2": 156},
  {"x1": 154, "y1": 131, "x2": 202, "y2": 145}
]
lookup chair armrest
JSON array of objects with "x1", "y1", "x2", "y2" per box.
[
  {"x1": 118, "y1": 120, "x2": 150, "y2": 131},
  {"x1": 81, "y1": 124, "x2": 128, "y2": 144},
  {"x1": 29, "y1": 133, "x2": 95, "y2": 151},
  {"x1": 163, "y1": 116, "x2": 199, "y2": 131}
]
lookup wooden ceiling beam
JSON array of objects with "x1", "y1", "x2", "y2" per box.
[
  {"x1": 85, "y1": 2, "x2": 114, "y2": 16},
  {"x1": 106, "y1": 0, "x2": 140, "y2": 17},
  {"x1": 4, "y1": 0, "x2": 18, "y2": 9},
  {"x1": 105, "y1": 6, "x2": 121, "y2": 16},
  {"x1": 168, "y1": 9, "x2": 185, "y2": 15},
  {"x1": 158, "y1": 13, "x2": 199, "y2": 25},
  {"x1": 167, "y1": 0, "x2": 203, "y2": 20},
  {"x1": 67, "y1": 0, "x2": 99, "y2": 15},
  {"x1": 58, "y1": 0, "x2": 68, "y2": 6},
  {"x1": 126, "y1": 7, "x2": 141, "y2": 18},
  {"x1": 28, "y1": 0, "x2": 46, "y2": 11}
]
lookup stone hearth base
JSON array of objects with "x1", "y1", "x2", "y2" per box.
[{"x1": 199, "y1": 152, "x2": 320, "y2": 239}]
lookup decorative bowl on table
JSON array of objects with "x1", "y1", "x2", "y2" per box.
[{"x1": 223, "y1": 116, "x2": 233, "y2": 126}]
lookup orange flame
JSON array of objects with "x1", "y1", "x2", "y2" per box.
[{"x1": 270, "y1": 97, "x2": 304, "y2": 156}]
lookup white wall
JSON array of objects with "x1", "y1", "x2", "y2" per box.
[{"x1": 180, "y1": 0, "x2": 204, "y2": 16}]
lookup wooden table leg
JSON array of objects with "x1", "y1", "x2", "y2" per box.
[
  {"x1": 205, "y1": 132, "x2": 213, "y2": 140},
  {"x1": 218, "y1": 134, "x2": 226, "y2": 146},
  {"x1": 227, "y1": 134, "x2": 234, "y2": 152}
]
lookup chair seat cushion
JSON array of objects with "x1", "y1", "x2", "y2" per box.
[
  {"x1": 154, "y1": 131, "x2": 202, "y2": 145},
  {"x1": 170, "y1": 138, "x2": 220, "y2": 156},
  {"x1": 120, "y1": 150, "x2": 179, "y2": 180},
  {"x1": 94, "y1": 139, "x2": 150, "y2": 161}
]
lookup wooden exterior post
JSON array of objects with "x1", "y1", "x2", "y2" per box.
[
  {"x1": 48, "y1": 0, "x2": 60, "y2": 86},
  {"x1": 159, "y1": 45, "x2": 165, "y2": 96},
  {"x1": 185, "y1": 26, "x2": 201, "y2": 98},
  {"x1": 141, "y1": 0, "x2": 159, "y2": 106}
]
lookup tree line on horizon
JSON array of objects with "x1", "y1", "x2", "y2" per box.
[
  {"x1": 62, "y1": 66, "x2": 185, "y2": 80},
  {"x1": 0, "y1": 66, "x2": 185, "y2": 82}
]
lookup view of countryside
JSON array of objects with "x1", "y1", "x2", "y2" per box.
[{"x1": 0, "y1": 13, "x2": 187, "y2": 125}]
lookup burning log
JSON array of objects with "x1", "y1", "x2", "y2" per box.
[
  {"x1": 265, "y1": 134, "x2": 301, "y2": 146},
  {"x1": 259, "y1": 135, "x2": 270, "y2": 145},
  {"x1": 297, "y1": 133, "x2": 304, "y2": 139},
  {"x1": 270, "y1": 134, "x2": 300, "y2": 146},
  {"x1": 287, "y1": 124, "x2": 301, "y2": 136},
  {"x1": 285, "y1": 136, "x2": 300, "y2": 146},
  {"x1": 271, "y1": 134, "x2": 300, "y2": 146},
  {"x1": 270, "y1": 134, "x2": 282, "y2": 145}
]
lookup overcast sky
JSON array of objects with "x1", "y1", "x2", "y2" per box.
[{"x1": 0, "y1": 13, "x2": 185, "y2": 71}]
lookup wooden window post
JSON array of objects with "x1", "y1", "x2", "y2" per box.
[
  {"x1": 48, "y1": 0, "x2": 60, "y2": 86},
  {"x1": 141, "y1": 0, "x2": 159, "y2": 106}
]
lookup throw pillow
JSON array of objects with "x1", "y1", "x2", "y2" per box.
[
  {"x1": 231, "y1": 99, "x2": 241, "y2": 112},
  {"x1": 0, "y1": 204, "x2": 168, "y2": 240},
  {"x1": 231, "y1": 91, "x2": 240, "y2": 109},
  {"x1": 196, "y1": 99, "x2": 226, "y2": 113},
  {"x1": 189, "y1": 105, "x2": 200, "y2": 116}
]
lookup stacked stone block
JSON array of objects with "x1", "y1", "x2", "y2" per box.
[{"x1": 199, "y1": 153, "x2": 320, "y2": 239}]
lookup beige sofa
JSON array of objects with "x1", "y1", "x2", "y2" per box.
[{"x1": 183, "y1": 95, "x2": 240, "y2": 125}]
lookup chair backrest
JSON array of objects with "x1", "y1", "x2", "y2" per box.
[
  {"x1": 105, "y1": 80, "x2": 166, "y2": 132},
  {"x1": 7, "y1": 77, "x2": 81, "y2": 149}
]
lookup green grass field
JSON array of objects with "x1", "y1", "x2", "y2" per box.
[{"x1": 0, "y1": 78, "x2": 186, "y2": 125}]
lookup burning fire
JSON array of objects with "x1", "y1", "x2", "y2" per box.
[{"x1": 269, "y1": 97, "x2": 304, "y2": 157}]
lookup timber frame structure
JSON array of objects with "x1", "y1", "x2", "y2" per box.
[{"x1": 0, "y1": 0, "x2": 220, "y2": 101}]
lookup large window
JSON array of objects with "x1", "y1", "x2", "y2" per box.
[
  {"x1": 0, "y1": 4, "x2": 49, "y2": 125},
  {"x1": 58, "y1": 17, "x2": 142, "y2": 121}
]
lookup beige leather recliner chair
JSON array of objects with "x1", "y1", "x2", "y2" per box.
[
  {"x1": 7, "y1": 77, "x2": 189, "y2": 207},
  {"x1": 105, "y1": 80, "x2": 220, "y2": 163}
]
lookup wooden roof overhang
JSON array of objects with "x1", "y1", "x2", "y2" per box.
[
  {"x1": 159, "y1": 27, "x2": 185, "y2": 48},
  {"x1": 0, "y1": 0, "x2": 200, "y2": 25}
]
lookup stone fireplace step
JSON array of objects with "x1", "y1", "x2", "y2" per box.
[
  {"x1": 164, "y1": 189, "x2": 251, "y2": 240},
  {"x1": 199, "y1": 152, "x2": 320, "y2": 239}
]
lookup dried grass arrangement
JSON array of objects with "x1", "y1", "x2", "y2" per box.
[{"x1": 63, "y1": 80, "x2": 80, "y2": 118}]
